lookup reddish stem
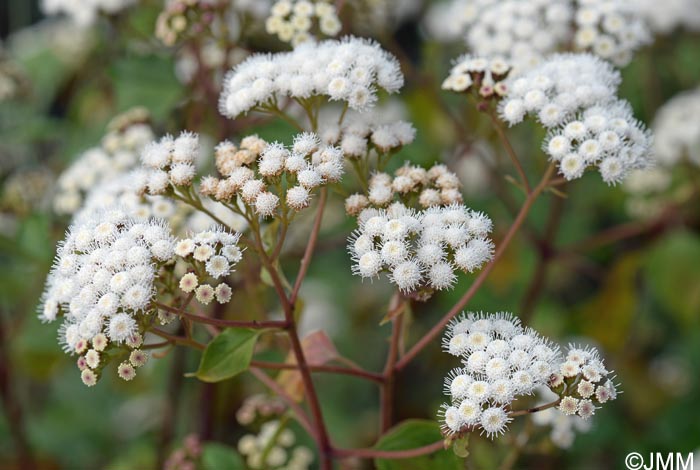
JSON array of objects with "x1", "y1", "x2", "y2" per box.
[
  {"x1": 250, "y1": 360, "x2": 384, "y2": 384},
  {"x1": 487, "y1": 108, "x2": 532, "y2": 194},
  {"x1": 333, "y1": 440, "x2": 445, "y2": 460},
  {"x1": 157, "y1": 303, "x2": 290, "y2": 330},
  {"x1": 250, "y1": 190, "x2": 333, "y2": 469},
  {"x1": 249, "y1": 367, "x2": 316, "y2": 440},
  {"x1": 290, "y1": 188, "x2": 328, "y2": 305},
  {"x1": 380, "y1": 294, "x2": 403, "y2": 432}
]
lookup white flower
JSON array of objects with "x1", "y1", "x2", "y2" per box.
[
  {"x1": 254, "y1": 192, "x2": 279, "y2": 217},
  {"x1": 179, "y1": 273, "x2": 198, "y2": 293},
  {"x1": 439, "y1": 312, "x2": 562, "y2": 438},
  {"x1": 349, "y1": 204, "x2": 494, "y2": 294},
  {"x1": 287, "y1": 185, "x2": 311, "y2": 211},
  {"x1": 480, "y1": 407, "x2": 511, "y2": 438},
  {"x1": 107, "y1": 313, "x2": 137, "y2": 343},
  {"x1": 219, "y1": 37, "x2": 403, "y2": 118},
  {"x1": 195, "y1": 284, "x2": 215, "y2": 305},
  {"x1": 649, "y1": 86, "x2": 700, "y2": 167},
  {"x1": 215, "y1": 283, "x2": 233, "y2": 303},
  {"x1": 206, "y1": 255, "x2": 230, "y2": 279}
]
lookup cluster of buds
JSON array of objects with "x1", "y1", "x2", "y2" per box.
[
  {"x1": 348, "y1": 204, "x2": 494, "y2": 296},
  {"x1": 440, "y1": 314, "x2": 620, "y2": 442},
  {"x1": 174, "y1": 227, "x2": 243, "y2": 305},
  {"x1": 237, "y1": 420, "x2": 314, "y2": 470},
  {"x1": 442, "y1": 55, "x2": 511, "y2": 100},
  {"x1": 137, "y1": 132, "x2": 199, "y2": 195},
  {"x1": 54, "y1": 113, "x2": 155, "y2": 216},
  {"x1": 155, "y1": 0, "x2": 218, "y2": 46},
  {"x1": 236, "y1": 394, "x2": 288, "y2": 425},
  {"x1": 200, "y1": 132, "x2": 344, "y2": 217},
  {"x1": 550, "y1": 345, "x2": 619, "y2": 420},
  {"x1": 77, "y1": 333, "x2": 148, "y2": 386},
  {"x1": 164, "y1": 434, "x2": 203, "y2": 470},
  {"x1": 319, "y1": 111, "x2": 416, "y2": 160},
  {"x1": 345, "y1": 163, "x2": 463, "y2": 216},
  {"x1": 39, "y1": 210, "x2": 177, "y2": 387},
  {"x1": 266, "y1": 0, "x2": 342, "y2": 45}
]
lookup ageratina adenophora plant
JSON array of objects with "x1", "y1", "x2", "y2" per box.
[{"x1": 32, "y1": 0, "x2": 700, "y2": 467}]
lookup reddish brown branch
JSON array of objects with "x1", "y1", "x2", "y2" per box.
[
  {"x1": 290, "y1": 188, "x2": 328, "y2": 305},
  {"x1": 380, "y1": 294, "x2": 404, "y2": 432},
  {"x1": 333, "y1": 440, "x2": 445, "y2": 460},
  {"x1": 249, "y1": 367, "x2": 316, "y2": 440},
  {"x1": 250, "y1": 360, "x2": 384, "y2": 384}
]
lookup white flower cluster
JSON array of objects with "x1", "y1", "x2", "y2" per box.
[
  {"x1": 318, "y1": 108, "x2": 416, "y2": 159},
  {"x1": 425, "y1": 0, "x2": 573, "y2": 73},
  {"x1": 500, "y1": 54, "x2": 651, "y2": 184},
  {"x1": 266, "y1": 0, "x2": 341, "y2": 45},
  {"x1": 442, "y1": 55, "x2": 511, "y2": 98},
  {"x1": 574, "y1": 0, "x2": 651, "y2": 66},
  {"x1": 348, "y1": 204, "x2": 494, "y2": 294},
  {"x1": 345, "y1": 163, "x2": 465, "y2": 217},
  {"x1": 41, "y1": 0, "x2": 136, "y2": 26},
  {"x1": 544, "y1": 101, "x2": 651, "y2": 184},
  {"x1": 650, "y1": 87, "x2": 700, "y2": 167},
  {"x1": 76, "y1": 173, "x2": 181, "y2": 225},
  {"x1": 54, "y1": 120, "x2": 154, "y2": 215},
  {"x1": 39, "y1": 209, "x2": 175, "y2": 385},
  {"x1": 156, "y1": 0, "x2": 217, "y2": 46},
  {"x1": 554, "y1": 345, "x2": 619, "y2": 419},
  {"x1": 500, "y1": 54, "x2": 620, "y2": 127},
  {"x1": 136, "y1": 131, "x2": 200, "y2": 195},
  {"x1": 219, "y1": 36, "x2": 403, "y2": 118},
  {"x1": 174, "y1": 226, "x2": 243, "y2": 305},
  {"x1": 425, "y1": 0, "x2": 651, "y2": 69},
  {"x1": 623, "y1": 87, "x2": 700, "y2": 217},
  {"x1": 440, "y1": 313, "x2": 560, "y2": 438},
  {"x1": 531, "y1": 387, "x2": 592, "y2": 448},
  {"x1": 237, "y1": 420, "x2": 314, "y2": 469},
  {"x1": 201, "y1": 133, "x2": 343, "y2": 216},
  {"x1": 634, "y1": 0, "x2": 700, "y2": 34}
]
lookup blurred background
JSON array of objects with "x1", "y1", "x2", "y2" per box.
[{"x1": 1, "y1": 0, "x2": 699, "y2": 469}]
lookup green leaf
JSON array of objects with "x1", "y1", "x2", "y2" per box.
[
  {"x1": 374, "y1": 420, "x2": 459, "y2": 470},
  {"x1": 645, "y1": 231, "x2": 700, "y2": 325},
  {"x1": 110, "y1": 55, "x2": 183, "y2": 121},
  {"x1": 192, "y1": 328, "x2": 261, "y2": 383},
  {"x1": 201, "y1": 443, "x2": 245, "y2": 470}
]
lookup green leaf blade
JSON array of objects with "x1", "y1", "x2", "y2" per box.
[
  {"x1": 193, "y1": 328, "x2": 261, "y2": 383},
  {"x1": 374, "y1": 419, "x2": 459, "y2": 470}
]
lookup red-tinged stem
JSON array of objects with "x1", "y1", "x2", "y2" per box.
[
  {"x1": 250, "y1": 191, "x2": 333, "y2": 469},
  {"x1": 156, "y1": 303, "x2": 290, "y2": 330},
  {"x1": 250, "y1": 360, "x2": 384, "y2": 384},
  {"x1": 249, "y1": 367, "x2": 316, "y2": 441},
  {"x1": 487, "y1": 108, "x2": 532, "y2": 194},
  {"x1": 286, "y1": 323, "x2": 333, "y2": 469},
  {"x1": 380, "y1": 294, "x2": 403, "y2": 432},
  {"x1": 520, "y1": 193, "x2": 566, "y2": 323},
  {"x1": 394, "y1": 164, "x2": 556, "y2": 371},
  {"x1": 333, "y1": 440, "x2": 445, "y2": 460},
  {"x1": 290, "y1": 188, "x2": 328, "y2": 305},
  {"x1": 151, "y1": 328, "x2": 206, "y2": 350},
  {"x1": 508, "y1": 398, "x2": 561, "y2": 417}
]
